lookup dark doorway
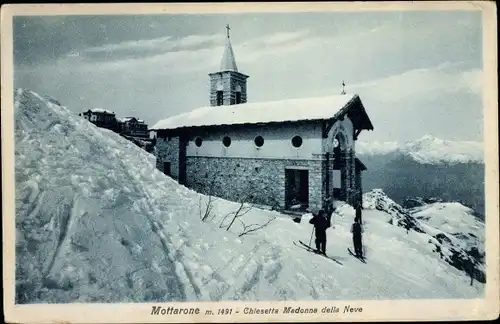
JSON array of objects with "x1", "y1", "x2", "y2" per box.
[
  {"x1": 178, "y1": 135, "x2": 188, "y2": 185},
  {"x1": 285, "y1": 169, "x2": 309, "y2": 211},
  {"x1": 163, "y1": 162, "x2": 171, "y2": 176}
]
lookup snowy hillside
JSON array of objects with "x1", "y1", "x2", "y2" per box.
[
  {"x1": 15, "y1": 89, "x2": 484, "y2": 304},
  {"x1": 364, "y1": 190, "x2": 485, "y2": 283},
  {"x1": 357, "y1": 135, "x2": 483, "y2": 164}
]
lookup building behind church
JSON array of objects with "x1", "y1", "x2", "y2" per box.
[{"x1": 151, "y1": 27, "x2": 374, "y2": 213}]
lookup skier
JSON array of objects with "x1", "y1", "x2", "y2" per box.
[
  {"x1": 354, "y1": 201, "x2": 362, "y2": 223},
  {"x1": 351, "y1": 218, "x2": 364, "y2": 258},
  {"x1": 309, "y1": 209, "x2": 329, "y2": 255},
  {"x1": 324, "y1": 197, "x2": 334, "y2": 228}
]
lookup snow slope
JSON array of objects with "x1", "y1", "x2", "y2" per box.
[
  {"x1": 357, "y1": 135, "x2": 483, "y2": 164},
  {"x1": 15, "y1": 89, "x2": 483, "y2": 303},
  {"x1": 364, "y1": 189, "x2": 485, "y2": 283}
]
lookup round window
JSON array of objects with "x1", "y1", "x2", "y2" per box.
[
  {"x1": 222, "y1": 136, "x2": 231, "y2": 147},
  {"x1": 254, "y1": 135, "x2": 264, "y2": 147},
  {"x1": 292, "y1": 135, "x2": 303, "y2": 148},
  {"x1": 195, "y1": 137, "x2": 202, "y2": 147}
]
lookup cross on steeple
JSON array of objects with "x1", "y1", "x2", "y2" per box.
[
  {"x1": 226, "y1": 24, "x2": 231, "y2": 38},
  {"x1": 341, "y1": 80, "x2": 346, "y2": 95}
]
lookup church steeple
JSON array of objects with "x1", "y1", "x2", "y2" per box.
[
  {"x1": 220, "y1": 24, "x2": 238, "y2": 72},
  {"x1": 209, "y1": 25, "x2": 249, "y2": 107}
]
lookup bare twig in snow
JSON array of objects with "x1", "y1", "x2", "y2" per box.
[
  {"x1": 239, "y1": 216, "x2": 276, "y2": 237},
  {"x1": 225, "y1": 202, "x2": 253, "y2": 231},
  {"x1": 200, "y1": 194, "x2": 215, "y2": 222}
]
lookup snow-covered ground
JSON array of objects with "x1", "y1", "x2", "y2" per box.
[
  {"x1": 357, "y1": 135, "x2": 484, "y2": 164},
  {"x1": 363, "y1": 189, "x2": 485, "y2": 283},
  {"x1": 15, "y1": 89, "x2": 484, "y2": 304}
]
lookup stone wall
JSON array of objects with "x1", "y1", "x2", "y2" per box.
[
  {"x1": 153, "y1": 114, "x2": 363, "y2": 210},
  {"x1": 321, "y1": 116, "x2": 360, "y2": 207},
  {"x1": 346, "y1": 148, "x2": 356, "y2": 205},
  {"x1": 209, "y1": 71, "x2": 248, "y2": 106},
  {"x1": 155, "y1": 135, "x2": 180, "y2": 179},
  {"x1": 186, "y1": 156, "x2": 323, "y2": 211}
]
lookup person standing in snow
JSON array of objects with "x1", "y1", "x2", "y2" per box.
[
  {"x1": 324, "y1": 198, "x2": 334, "y2": 228},
  {"x1": 354, "y1": 201, "x2": 362, "y2": 224},
  {"x1": 351, "y1": 218, "x2": 364, "y2": 258},
  {"x1": 309, "y1": 209, "x2": 329, "y2": 255}
]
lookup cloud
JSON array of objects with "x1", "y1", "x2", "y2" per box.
[
  {"x1": 71, "y1": 34, "x2": 223, "y2": 63},
  {"x1": 58, "y1": 29, "x2": 315, "y2": 75},
  {"x1": 349, "y1": 64, "x2": 483, "y2": 102}
]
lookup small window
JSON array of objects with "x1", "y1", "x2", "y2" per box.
[
  {"x1": 222, "y1": 136, "x2": 231, "y2": 147},
  {"x1": 292, "y1": 135, "x2": 303, "y2": 148},
  {"x1": 254, "y1": 135, "x2": 264, "y2": 147},
  {"x1": 195, "y1": 137, "x2": 203, "y2": 147},
  {"x1": 236, "y1": 92, "x2": 242, "y2": 104},
  {"x1": 216, "y1": 91, "x2": 223, "y2": 106}
]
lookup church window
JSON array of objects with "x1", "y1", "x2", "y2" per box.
[
  {"x1": 222, "y1": 136, "x2": 231, "y2": 147},
  {"x1": 254, "y1": 135, "x2": 264, "y2": 147},
  {"x1": 291, "y1": 135, "x2": 303, "y2": 148},
  {"x1": 216, "y1": 91, "x2": 223, "y2": 106},
  {"x1": 236, "y1": 91, "x2": 242, "y2": 104},
  {"x1": 195, "y1": 137, "x2": 203, "y2": 147}
]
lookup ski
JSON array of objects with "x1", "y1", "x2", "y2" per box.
[
  {"x1": 347, "y1": 248, "x2": 367, "y2": 263},
  {"x1": 293, "y1": 241, "x2": 343, "y2": 265}
]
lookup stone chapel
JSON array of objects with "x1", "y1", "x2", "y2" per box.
[{"x1": 151, "y1": 26, "x2": 374, "y2": 213}]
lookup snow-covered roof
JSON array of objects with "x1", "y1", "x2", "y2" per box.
[
  {"x1": 119, "y1": 117, "x2": 134, "y2": 123},
  {"x1": 151, "y1": 94, "x2": 369, "y2": 131},
  {"x1": 89, "y1": 108, "x2": 115, "y2": 115}
]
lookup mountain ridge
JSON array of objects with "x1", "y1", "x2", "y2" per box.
[{"x1": 357, "y1": 135, "x2": 483, "y2": 164}]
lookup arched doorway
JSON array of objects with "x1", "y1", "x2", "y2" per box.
[{"x1": 331, "y1": 132, "x2": 348, "y2": 202}]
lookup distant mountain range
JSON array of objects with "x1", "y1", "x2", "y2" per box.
[
  {"x1": 357, "y1": 136, "x2": 485, "y2": 217},
  {"x1": 357, "y1": 135, "x2": 483, "y2": 164}
]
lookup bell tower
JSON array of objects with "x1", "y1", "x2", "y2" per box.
[{"x1": 209, "y1": 25, "x2": 249, "y2": 106}]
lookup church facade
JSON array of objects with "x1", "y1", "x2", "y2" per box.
[{"x1": 151, "y1": 27, "x2": 374, "y2": 213}]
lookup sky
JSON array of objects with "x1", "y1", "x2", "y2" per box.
[{"x1": 13, "y1": 10, "x2": 483, "y2": 142}]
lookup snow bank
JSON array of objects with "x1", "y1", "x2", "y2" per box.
[
  {"x1": 362, "y1": 189, "x2": 485, "y2": 283},
  {"x1": 15, "y1": 89, "x2": 483, "y2": 303},
  {"x1": 357, "y1": 135, "x2": 483, "y2": 164}
]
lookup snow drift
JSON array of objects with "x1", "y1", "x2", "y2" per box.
[{"x1": 15, "y1": 89, "x2": 484, "y2": 304}]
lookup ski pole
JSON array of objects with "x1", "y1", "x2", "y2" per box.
[{"x1": 309, "y1": 227, "x2": 315, "y2": 247}]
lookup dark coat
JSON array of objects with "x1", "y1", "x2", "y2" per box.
[
  {"x1": 355, "y1": 206, "x2": 362, "y2": 223},
  {"x1": 351, "y1": 222, "x2": 363, "y2": 236},
  {"x1": 310, "y1": 214, "x2": 329, "y2": 233}
]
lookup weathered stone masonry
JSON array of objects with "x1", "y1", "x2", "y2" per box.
[
  {"x1": 155, "y1": 136, "x2": 180, "y2": 178},
  {"x1": 209, "y1": 71, "x2": 248, "y2": 106},
  {"x1": 156, "y1": 135, "x2": 362, "y2": 211},
  {"x1": 186, "y1": 156, "x2": 324, "y2": 211}
]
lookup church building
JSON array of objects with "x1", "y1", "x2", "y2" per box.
[{"x1": 151, "y1": 26, "x2": 374, "y2": 213}]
